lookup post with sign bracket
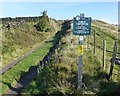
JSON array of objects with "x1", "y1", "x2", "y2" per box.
[
  {"x1": 78, "y1": 36, "x2": 84, "y2": 88},
  {"x1": 73, "y1": 13, "x2": 91, "y2": 89}
]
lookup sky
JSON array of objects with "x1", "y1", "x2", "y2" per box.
[
  {"x1": 118, "y1": 2, "x2": 120, "y2": 25},
  {"x1": 0, "y1": 2, "x2": 118, "y2": 24}
]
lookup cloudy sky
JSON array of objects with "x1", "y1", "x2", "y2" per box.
[{"x1": 1, "y1": 2, "x2": 118, "y2": 24}]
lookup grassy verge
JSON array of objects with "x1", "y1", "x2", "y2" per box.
[
  {"x1": 2, "y1": 19, "x2": 61, "y2": 68},
  {"x1": 22, "y1": 33, "x2": 97, "y2": 95},
  {"x1": 1, "y1": 42, "x2": 52, "y2": 94},
  {"x1": 1, "y1": 21, "x2": 68, "y2": 94},
  {"x1": 22, "y1": 25, "x2": 120, "y2": 95}
]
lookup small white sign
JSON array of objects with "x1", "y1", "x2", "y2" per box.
[{"x1": 79, "y1": 36, "x2": 83, "y2": 41}]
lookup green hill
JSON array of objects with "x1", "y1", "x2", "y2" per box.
[
  {"x1": 1, "y1": 17, "x2": 120, "y2": 95},
  {"x1": 0, "y1": 16, "x2": 67, "y2": 94},
  {"x1": 22, "y1": 20, "x2": 120, "y2": 95},
  {"x1": 1, "y1": 16, "x2": 62, "y2": 69}
]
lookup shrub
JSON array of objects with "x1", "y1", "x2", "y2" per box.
[{"x1": 35, "y1": 11, "x2": 50, "y2": 32}]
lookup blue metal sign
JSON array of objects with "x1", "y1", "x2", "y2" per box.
[{"x1": 73, "y1": 16, "x2": 91, "y2": 35}]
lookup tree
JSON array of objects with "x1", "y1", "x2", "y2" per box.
[
  {"x1": 42, "y1": 11, "x2": 47, "y2": 17},
  {"x1": 35, "y1": 11, "x2": 50, "y2": 32}
]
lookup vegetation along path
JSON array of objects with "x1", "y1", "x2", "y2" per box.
[
  {"x1": 1, "y1": 21, "x2": 70, "y2": 95},
  {"x1": 0, "y1": 37, "x2": 52, "y2": 75}
]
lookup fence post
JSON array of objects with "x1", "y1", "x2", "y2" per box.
[
  {"x1": 88, "y1": 36, "x2": 89, "y2": 49},
  {"x1": 94, "y1": 31, "x2": 96, "y2": 54},
  {"x1": 108, "y1": 40, "x2": 118, "y2": 80},
  {"x1": 103, "y1": 39, "x2": 106, "y2": 69}
]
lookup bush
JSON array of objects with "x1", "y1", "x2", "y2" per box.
[{"x1": 35, "y1": 11, "x2": 50, "y2": 32}]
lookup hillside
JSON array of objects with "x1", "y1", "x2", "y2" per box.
[
  {"x1": 92, "y1": 20, "x2": 120, "y2": 57},
  {"x1": 1, "y1": 16, "x2": 62, "y2": 69},
  {"x1": 1, "y1": 17, "x2": 120, "y2": 95},
  {"x1": 0, "y1": 16, "x2": 69, "y2": 94},
  {"x1": 22, "y1": 20, "x2": 120, "y2": 95}
]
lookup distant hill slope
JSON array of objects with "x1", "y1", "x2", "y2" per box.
[
  {"x1": 92, "y1": 20, "x2": 118, "y2": 38},
  {"x1": 92, "y1": 20, "x2": 120, "y2": 57},
  {"x1": 1, "y1": 17, "x2": 62, "y2": 68}
]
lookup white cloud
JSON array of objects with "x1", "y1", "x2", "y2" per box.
[
  {"x1": 100, "y1": 18, "x2": 111, "y2": 24},
  {"x1": 100, "y1": 18, "x2": 117, "y2": 24}
]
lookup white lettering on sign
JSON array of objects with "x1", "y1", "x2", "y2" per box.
[
  {"x1": 86, "y1": 28, "x2": 89, "y2": 31},
  {"x1": 73, "y1": 16, "x2": 91, "y2": 35},
  {"x1": 76, "y1": 26, "x2": 86, "y2": 30},
  {"x1": 76, "y1": 21, "x2": 88, "y2": 26},
  {"x1": 86, "y1": 31, "x2": 89, "y2": 33},
  {"x1": 74, "y1": 30, "x2": 89, "y2": 34},
  {"x1": 86, "y1": 23, "x2": 88, "y2": 25}
]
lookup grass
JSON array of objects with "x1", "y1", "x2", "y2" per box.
[
  {"x1": 22, "y1": 33, "x2": 78, "y2": 95},
  {"x1": 1, "y1": 41, "x2": 53, "y2": 94},
  {"x1": 2, "y1": 19, "x2": 61, "y2": 68},
  {"x1": 91, "y1": 25, "x2": 120, "y2": 77},
  {"x1": 1, "y1": 20, "x2": 68, "y2": 94},
  {"x1": 22, "y1": 22, "x2": 120, "y2": 95},
  {"x1": 22, "y1": 32, "x2": 101, "y2": 95}
]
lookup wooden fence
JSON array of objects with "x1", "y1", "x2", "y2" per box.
[{"x1": 88, "y1": 30, "x2": 119, "y2": 80}]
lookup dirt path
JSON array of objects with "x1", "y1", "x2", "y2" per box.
[
  {"x1": 1, "y1": 21, "x2": 71, "y2": 95},
  {"x1": 0, "y1": 38, "x2": 51, "y2": 75},
  {"x1": 6, "y1": 66, "x2": 38, "y2": 95}
]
